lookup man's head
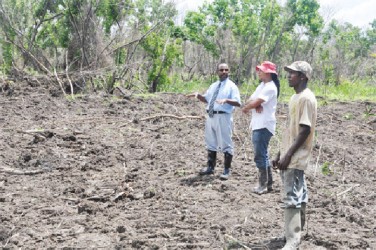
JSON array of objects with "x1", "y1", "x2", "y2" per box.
[
  {"x1": 284, "y1": 61, "x2": 312, "y2": 80},
  {"x1": 217, "y1": 63, "x2": 229, "y2": 81},
  {"x1": 284, "y1": 61, "x2": 312, "y2": 89}
]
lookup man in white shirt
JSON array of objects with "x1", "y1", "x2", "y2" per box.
[{"x1": 187, "y1": 63, "x2": 241, "y2": 180}]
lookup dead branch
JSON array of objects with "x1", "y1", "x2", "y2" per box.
[
  {"x1": 54, "y1": 67, "x2": 67, "y2": 96},
  {"x1": 17, "y1": 129, "x2": 47, "y2": 134},
  {"x1": 66, "y1": 51, "x2": 74, "y2": 97},
  {"x1": 140, "y1": 114, "x2": 204, "y2": 121},
  {"x1": 111, "y1": 19, "x2": 165, "y2": 54},
  {"x1": 314, "y1": 144, "x2": 323, "y2": 177},
  {"x1": 336, "y1": 184, "x2": 361, "y2": 197},
  {"x1": 0, "y1": 166, "x2": 44, "y2": 175}
]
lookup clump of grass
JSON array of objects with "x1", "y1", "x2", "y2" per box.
[
  {"x1": 363, "y1": 104, "x2": 375, "y2": 118},
  {"x1": 321, "y1": 162, "x2": 333, "y2": 176}
]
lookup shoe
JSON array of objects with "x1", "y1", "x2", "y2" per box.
[
  {"x1": 199, "y1": 166, "x2": 214, "y2": 175},
  {"x1": 253, "y1": 185, "x2": 268, "y2": 194},
  {"x1": 219, "y1": 168, "x2": 230, "y2": 180}
]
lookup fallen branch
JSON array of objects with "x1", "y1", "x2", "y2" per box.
[
  {"x1": 314, "y1": 144, "x2": 323, "y2": 177},
  {"x1": 0, "y1": 166, "x2": 44, "y2": 175},
  {"x1": 54, "y1": 67, "x2": 67, "y2": 96},
  {"x1": 336, "y1": 184, "x2": 360, "y2": 197},
  {"x1": 65, "y1": 50, "x2": 74, "y2": 98},
  {"x1": 17, "y1": 129, "x2": 47, "y2": 134},
  {"x1": 140, "y1": 114, "x2": 204, "y2": 121}
]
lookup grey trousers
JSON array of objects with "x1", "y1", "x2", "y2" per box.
[
  {"x1": 205, "y1": 113, "x2": 234, "y2": 155},
  {"x1": 280, "y1": 168, "x2": 308, "y2": 208}
]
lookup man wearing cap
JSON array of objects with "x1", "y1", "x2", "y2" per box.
[
  {"x1": 187, "y1": 63, "x2": 241, "y2": 180},
  {"x1": 272, "y1": 61, "x2": 317, "y2": 249}
]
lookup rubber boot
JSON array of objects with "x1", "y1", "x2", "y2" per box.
[
  {"x1": 267, "y1": 166, "x2": 273, "y2": 192},
  {"x1": 271, "y1": 204, "x2": 306, "y2": 244},
  {"x1": 301, "y1": 202, "x2": 306, "y2": 230},
  {"x1": 282, "y1": 208, "x2": 301, "y2": 250},
  {"x1": 200, "y1": 150, "x2": 216, "y2": 175},
  {"x1": 253, "y1": 168, "x2": 268, "y2": 194},
  {"x1": 220, "y1": 152, "x2": 232, "y2": 180}
]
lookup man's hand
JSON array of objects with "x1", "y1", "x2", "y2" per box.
[
  {"x1": 242, "y1": 106, "x2": 250, "y2": 114},
  {"x1": 216, "y1": 99, "x2": 227, "y2": 105},
  {"x1": 277, "y1": 153, "x2": 292, "y2": 170},
  {"x1": 271, "y1": 152, "x2": 280, "y2": 169},
  {"x1": 186, "y1": 92, "x2": 198, "y2": 98}
]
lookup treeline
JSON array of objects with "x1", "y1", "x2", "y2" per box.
[{"x1": 0, "y1": 0, "x2": 375, "y2": 94}]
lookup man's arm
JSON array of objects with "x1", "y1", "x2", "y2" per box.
[
  {"x1": 277, "y1": 124, "x2": 311, "y2": 170},
  {"x1": 186, "y1": 92, "x2": 208, "y2": 103},
  {"x1": 216, "y1": 98, "x2": 240, "y2": 107}
]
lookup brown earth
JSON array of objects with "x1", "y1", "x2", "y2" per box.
[{"x1": 0, "y1": 82, "x2": 375, "y2": 249}]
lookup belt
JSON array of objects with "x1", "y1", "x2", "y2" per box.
[{"x1": 206, "y1": 110, "x2": 227, "y2": 114}]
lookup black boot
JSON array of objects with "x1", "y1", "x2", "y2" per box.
[
  {"x1": 200, "y1": 150, "x2": 216, "y2": 175},
  {"x1": 220, "y1": 152, "x2": 232, "y2": 180},
  {"x1": 267, "y1": 166, "x2": 273, "y2": 192}
]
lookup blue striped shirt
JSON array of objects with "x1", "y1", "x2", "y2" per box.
[{"x1": 203, "y1": 78, "x2": 241, "y2": 113}]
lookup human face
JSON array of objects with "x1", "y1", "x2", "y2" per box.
[
  {"x1": 218, "y1": 64, "x2": 229, "y2": 81},
  {"x1": 286, "y1": 69, "x2": 301, "y2": 88},
  {"x1": 257, "y1": 69, "x2": 269, "y2": 82}
]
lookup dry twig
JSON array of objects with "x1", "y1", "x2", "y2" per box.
[
  {"x1": 336, "y1": 184, "x2": 360, "y2": 197},
  {"x1": 0, "y1": 166, "x2": 44, "y2": 175},
  {"x1": 140, "y1": 114, "x2": 204, "y2": 121}
]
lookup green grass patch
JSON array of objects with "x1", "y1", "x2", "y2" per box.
[
  {"x1": 311, "y1": 79, "x2": 376, "y2": 102},
  {"x1": 160, "y1": 76, "x2": 375, "y2": 103},
  {"x1": 241, "y1": 78, "x2": 376, "y2": 103},
  {"x1": 160, "y1": 78, "x2": 212, "y2": 94}
]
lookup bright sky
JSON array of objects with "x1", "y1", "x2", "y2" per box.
[
  {"x1": 173, "y1": 0, "x2": 376, "y2": 29},
  {"x1": 318, "y1": 0, "x2": 375, "y2": 28}
]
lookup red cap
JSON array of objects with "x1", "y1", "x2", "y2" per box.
[{"x1": 256, "y1": 61, "x2": 278, "y2": 75}]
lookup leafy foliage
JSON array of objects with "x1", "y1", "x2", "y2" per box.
[{"x1": 0, "y1": 0, "x2": 374, "y2": 95}]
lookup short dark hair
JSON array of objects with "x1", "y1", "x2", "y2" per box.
[{"x1": 217, "y1": 63, "x2": 229, "y2": 70}]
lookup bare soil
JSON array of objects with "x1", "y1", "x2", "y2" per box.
[{"x1": 0, "y1": 82, "x2": 375, "y2": 249}]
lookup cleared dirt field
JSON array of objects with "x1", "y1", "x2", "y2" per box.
[{"x1": 0, "y1": 82, "x2": 375, "y2": 249}]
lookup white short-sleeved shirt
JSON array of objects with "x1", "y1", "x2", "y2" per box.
[
  {"x1": 281, "y1": 88, "x2": 317, "y2": 170},
  {"x1": 249, "y1": 81, "x2": 278, "y2": 135}
]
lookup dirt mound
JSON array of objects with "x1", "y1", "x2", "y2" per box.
[{"x1": 0, "y1": 83, "x2": 375, "y2": 249}]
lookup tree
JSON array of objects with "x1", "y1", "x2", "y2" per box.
[{"x1": 318, "y1": 20, "x2": 373, "y2": 85}]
